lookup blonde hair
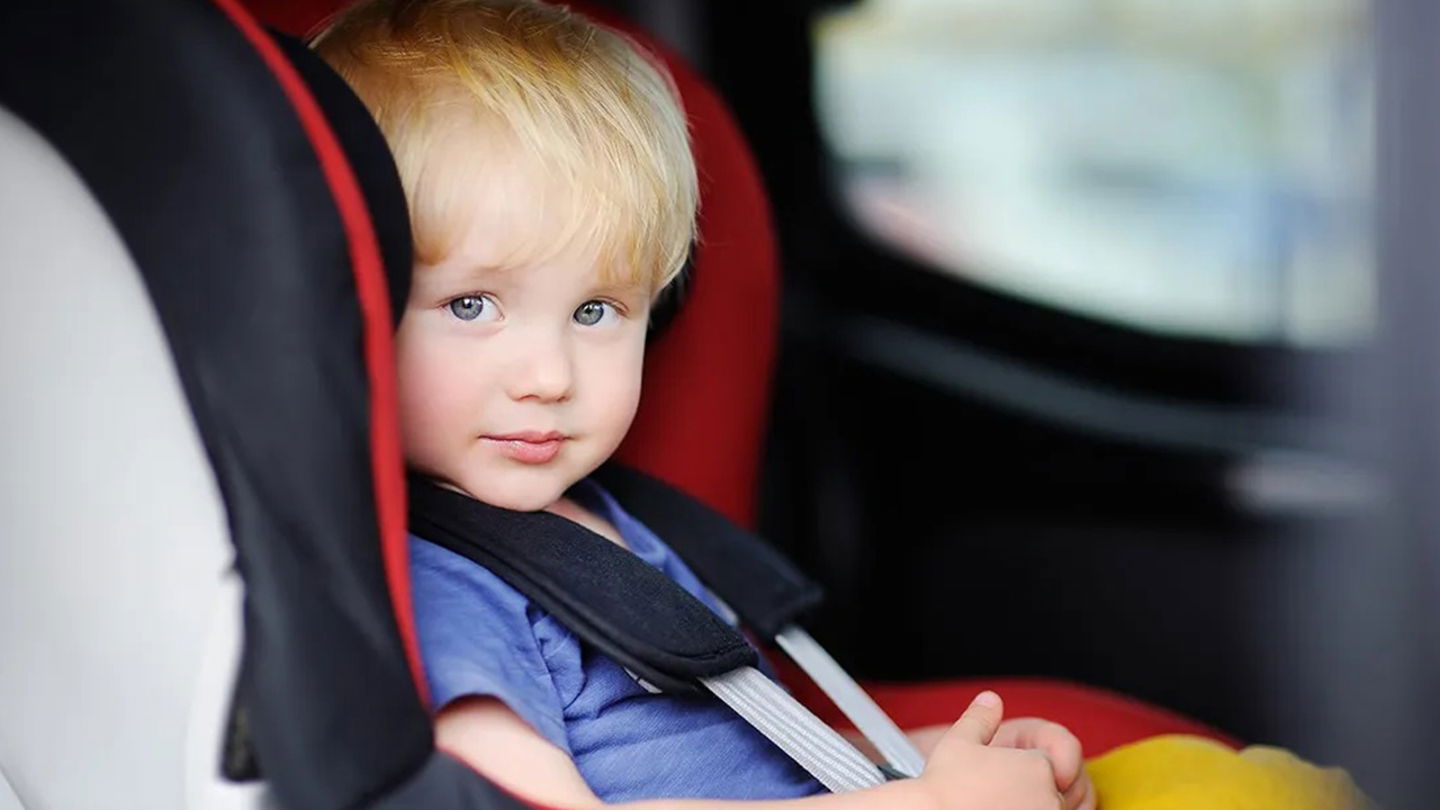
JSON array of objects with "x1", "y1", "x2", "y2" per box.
[{"x1": 312, "y1": 0, "x2": 697, "y2": 295}]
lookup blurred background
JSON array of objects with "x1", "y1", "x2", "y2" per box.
[{"x1": 814, "y1": 0, "x2": 1371, "y2": 346}]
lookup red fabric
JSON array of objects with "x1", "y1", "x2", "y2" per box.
[
  {"x1": 240, "y1": 0, "x2": 343, "y2": 37},
  {"x1": 216, "y1": 0, "x2": 427, "y2": 707},
  {"x1": 771, "y1": 657, "x2": 1239, "y2": 757},
  {"x1": 842, "y1": 679, "x2": 1237, "y2": 758}
]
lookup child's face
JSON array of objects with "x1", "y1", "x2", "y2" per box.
[{"x1": 395, "y1": 195, "x2": 651, "y2": 512}]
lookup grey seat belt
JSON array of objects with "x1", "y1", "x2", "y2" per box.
[
  {"x1": 701, "y1": 667, "x2": 886, "y2": 793},
  {"x1": 775, "y1": 625, "x2": 928, "y2": 779},
  {"x1": 695, "y1": 625, "x2": 928, "y2": 793}
]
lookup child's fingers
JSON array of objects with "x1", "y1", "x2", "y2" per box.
[
  {"x1": 1062, "y1": 772, "x2": 1095, "y2": 810},
  {"x1": 1036, "y1": 725, "x2": 1083, "y2": 791},
  {"x1": 948, "y1": 690, "x2": 1005, "y2": 745},
  {"x1": 999, "y1": 718, "x2": 1084, "y2": 791}
]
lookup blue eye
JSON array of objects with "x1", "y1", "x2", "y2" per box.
[
  {"x1": 573, "y1": 300, "x2": 617, "y2": 327},
  {"x1": 447, "y1": 295, "x2": 495, "y2": 322}
]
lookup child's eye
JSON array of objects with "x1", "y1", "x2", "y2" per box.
[
  {"x1": 573, "y1": 300, "x2": 619, "y2": 327},
  {"x1": 447, "y1": 295, "x2": 498, "y2": 323}
]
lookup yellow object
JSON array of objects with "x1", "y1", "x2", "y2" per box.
[{"x1": 1088, "y1": 735, "x2": 1371, "y2": 810}]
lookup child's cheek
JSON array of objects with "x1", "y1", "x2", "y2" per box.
[
  {"x1": 591, "y1": 340, "x2": 645, "y2": 452},
  {"x1": 394, "y1": 324, "x2": 469, "y2": 466}
]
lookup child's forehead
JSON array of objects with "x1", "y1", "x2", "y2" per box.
[
  {"x1": 419, "y1": 188, "x2": 645, "y2": 296},
  {"x1": 408, "y1": 117, "x2": 660, "y2": 292},
  {"x1": 430, "y1": 228, "x2": 608, "y2": 286},
  {"x1": 438, "y1": 188, "x2": 636, "y2": 284}
]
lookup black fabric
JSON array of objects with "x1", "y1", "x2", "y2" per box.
[
  {"x1": 271, "y1": 31, "x2": 413, "y2": 326},
  {"x1": 0, "y1": 2, "x2": 520, "y2": 808},
  {"x1": 367, "y1": 753, "x2": 525, "y2": 809},
  {"x1": 648, "y1": 251, "x2": 692, "y2": 339},
  {"x1": 409, "y1": 475, "x2": 759, "y2": 694},
  {"x1": 222, "y1": 700, "x2": 262, "y2": 782},
  {"x1": 592, "y1": 465, "x2": 824, "y2": 639}
]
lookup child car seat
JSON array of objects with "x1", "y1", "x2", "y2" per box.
[{"x1": 0, "y1": 0, "x2": 1233, "y2": 806}]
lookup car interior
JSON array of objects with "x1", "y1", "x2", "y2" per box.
[{"x1": 0, "y1": 0, "x2": 1435, "y2": 808}]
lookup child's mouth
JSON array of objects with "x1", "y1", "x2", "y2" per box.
[{"x1": 483, "y1": 431, "x2": 568, "y2": 464}]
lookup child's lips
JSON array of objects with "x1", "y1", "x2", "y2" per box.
[{"x1": 482, "y1": 431, "x2": 568, "y2": 464}]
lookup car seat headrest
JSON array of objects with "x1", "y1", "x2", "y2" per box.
[
  {"x1": 648, "y1": 252, "x2": 692, "y2": 339},
  {"x1": 271, "y1": 31, "x2": 412, "y2": 324}
]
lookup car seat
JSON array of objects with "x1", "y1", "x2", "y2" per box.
[{"x1": 0, "y1": 0, "x2": 1234, "y2": 807}]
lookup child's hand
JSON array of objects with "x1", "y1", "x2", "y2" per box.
[
  {"x1": 917, "y1": 691, "x2": 1065, "y2": 810},
  {"x1": 993, "y1": 717, "x2": 1096, "y2": 810}
]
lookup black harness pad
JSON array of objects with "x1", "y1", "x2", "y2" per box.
[
  {"x1": 590, "y1": 465, "x2": 824, "y2": 640},
  {"x1": 410, "y1": 475, "x2": 757, "y2": 694},
  {"x1": 408, "y1": 466, "x2": 824, "y2": 694}
]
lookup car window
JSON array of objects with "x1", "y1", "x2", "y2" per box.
[{"x1": 814, "y1": 0, "x2": 1372, "y2": 345}]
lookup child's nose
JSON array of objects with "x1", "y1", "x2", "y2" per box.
[{"x1": 507, "y1": 335, "x2": 574, "y2": 403}]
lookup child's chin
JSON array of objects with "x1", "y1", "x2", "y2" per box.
[{"x1": 475, "y1": 481, "x2": 565, "y2": 513}]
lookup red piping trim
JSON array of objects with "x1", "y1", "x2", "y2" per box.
[{"x1": 211, "y1": 0, "x2": 429, "y2": 707}]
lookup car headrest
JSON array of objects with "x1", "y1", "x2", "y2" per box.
[{"x1": 269, "y1": 30, "x2": 413, "y2": 326}]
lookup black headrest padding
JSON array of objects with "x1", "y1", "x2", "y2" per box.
[
  {"x1": 271, "y1": 31, "x2": 413, "y2": 325},
  {"x1": 648, "y1": 252, "x2": 691, "y2": 340}
]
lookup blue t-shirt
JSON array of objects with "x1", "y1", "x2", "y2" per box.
[{"x1": 409, "y1": 479, "x2": 825, "y2": 802}]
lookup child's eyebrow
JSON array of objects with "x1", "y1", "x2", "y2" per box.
[
  {"x1": 407, "y1": 263, "x2": 512, "y2": 302},
  {"x1": 456, "y1": 262, "x2": 515, "y2": 279},
  {"x1": 418, "y1": 261, "x2": 512, "y2": 286},
  {"x1": 588, "y1": 278, "x2": 650, "y2": 298}
]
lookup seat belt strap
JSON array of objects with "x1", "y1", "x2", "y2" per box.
[
  {"x1": 701, "y1": 667, "x2": 886, "y2": 793},
  {"x1": 774, "y1": 626, "x2": 927, "y2": 778},
  {"x1": 408, "y1": 475, "x2": 911, "y2": 789}
]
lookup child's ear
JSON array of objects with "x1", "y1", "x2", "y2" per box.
[{"x1": 646, "y1": 251, "x2": 693, "y2": 342}]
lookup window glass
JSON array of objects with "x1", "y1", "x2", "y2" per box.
[{"x1": 814, "y1": 0, "x2": 1371, "y2": 344}]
